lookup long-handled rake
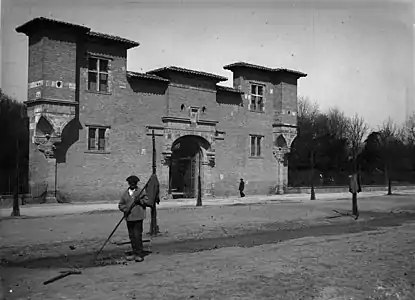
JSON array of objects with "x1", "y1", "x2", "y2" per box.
[
  {"x1": 43, "y1": 178, "x2": 151, "y2": 285},
  {"x1": 93, "y1": 178, "x2": 151, "y2": 261}
]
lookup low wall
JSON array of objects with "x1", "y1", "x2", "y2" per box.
[
  {"x1": 286, "y1": 185, "x2": 415, "y2": 194},
  {"x1": 0, "y1": 194, "x2": 33, "y2": 208}
]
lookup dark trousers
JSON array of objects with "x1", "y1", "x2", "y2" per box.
[
  {"x1": 126, "y1": 220, "x2": 143, "y2": 255},
  {"x1": 239, "y1": 190, "x2": 245, "y2": 197}
]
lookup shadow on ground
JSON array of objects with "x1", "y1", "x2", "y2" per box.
[{"x1": 2, "y1": 210, "x2": 415, "y2": 270}]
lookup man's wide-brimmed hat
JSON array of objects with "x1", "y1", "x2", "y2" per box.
[{"x1": 126, "y1": 175, "x2": 140, "y2": 183}]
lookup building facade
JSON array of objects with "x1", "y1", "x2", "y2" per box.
[{"x1": 16, "y1": 17, "x2": 307, "y2": 202}]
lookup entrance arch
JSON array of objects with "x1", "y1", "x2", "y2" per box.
[{"x1": 169, "y1": 135, "x2": 210, "y2": 198}]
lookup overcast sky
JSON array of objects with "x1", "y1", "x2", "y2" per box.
[{"x1": 1, "y1": 0, "x2": 414, "y2": 128}]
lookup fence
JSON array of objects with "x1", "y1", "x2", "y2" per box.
[
  {"x1": 288, "y1": 169, "x2": 415, "y2": 188},
  {"x1": 0, "y1": 171, "x2": 29, "y2": 195}
]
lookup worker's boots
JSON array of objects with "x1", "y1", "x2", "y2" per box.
[{"x1": 125, "y1": 251, "x2": 144, "y2": 262}]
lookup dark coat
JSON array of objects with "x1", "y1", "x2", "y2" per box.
[
  {"x1": 118, "y1": 183, "x2": 150, "y2": 221},
  {"x1": 239, "y1": 180, "x2": 245, "y2": 191},
  {"x1": 349, "y1": 174, "x2": 362, "y2": 194},
  {"x1": 146, "y1": 174, "x2": 160, "y2": 207}
]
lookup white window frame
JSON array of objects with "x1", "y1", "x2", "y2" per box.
[
  {"x1": 87, "y1": 126, "x2": 109, "y2": 152},
  {"x1": 249, "y1": 135, "x2": 263, "y2": 157},
  {"x1": 249, "y1": 83, "x2": 265, "y2": 112},
  {"x1": 87, "y1": 57, "x2": 110, "y2": 93}
]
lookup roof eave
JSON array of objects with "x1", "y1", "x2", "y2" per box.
[
  {"x1": 216, "y1": 86, "x2": 244, "y2": 94},
  {"x1": 87, "y1": 32, "x2": 140, "y2": 49},
  {"x1": 15, "y1": 17, "x2": 90, "y2": 36},
  {"x1": 147, "y1": 67, "x2": 228, "y2": 82},
  {"x1": 127, "y1": 71, "x2": 170, "y2": 82},
  {"x1": 223, "y1": 63, "x2": 307, "y2": 79}
]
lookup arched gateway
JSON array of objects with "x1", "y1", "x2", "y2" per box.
[{"x1": 169, "y1": 135, "x2": 210, "y2": 198}]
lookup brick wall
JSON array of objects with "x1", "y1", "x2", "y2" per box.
[
  {"x1": 42, "y1": 30, "x2": 77, "y2": 101},
  {"x1": 22, "y1": 21, "x2": 303, "y2": 202},
  {"x1": 27, "y1": 34, "x2": 44, "y2": 101},
  {"x1": 57, "y1": 40, "x2": 167, "y2": 201}
]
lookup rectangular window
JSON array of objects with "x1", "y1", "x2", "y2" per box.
[
  {"x1": 250, "y1": 135, "x2": 263, "y2": 157},
  {"x1": 98, "y1": 128, "x2": 106, "y2": 150},
  {"x1": 88, "y1": 127, "x2": 96, "y2": 150},
  {"x1": 87, "y1": 126, "x2": 109, "y2": 152},
  {"x1": 88, "y1": 57, "x2": 109, "y2": 93},
  {"x1": 250, "y1": 84, "x2": 265, "y2": 112}
]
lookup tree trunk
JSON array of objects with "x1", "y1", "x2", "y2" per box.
[
  {"x1": 11, "y1": 189, "x2": 20, "y2": 217},
  {"x1": 388, "y1": 179, "x2": 392, "y2": 195},
  {"x1": 310, "y1": 149, "x2": 316, "y2": 200},
  {"x1": 352, "y1": 192, "x2": 358, "y2": 216},
  {"x1": 385, "y1": 163, "x2": 392, "y2": 195},
  {"x1": 11, "y1": 138, "x2": 20, "y2": 217}
]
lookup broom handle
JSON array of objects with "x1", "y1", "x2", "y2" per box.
[{"x1": 94, "y1": 177, "x2": 151, "y2": 258}]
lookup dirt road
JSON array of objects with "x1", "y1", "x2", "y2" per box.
[{"x1": 1, "y1": 194, "x2": 415, "y2": 299}]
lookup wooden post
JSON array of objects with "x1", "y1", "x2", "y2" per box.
[
  {"x1": 55, "y1": 159, "x2": 58, "y2": 199},
  {"x1": 150, "y1": 130, "x2": 160, "y2": 236},
  {"x1": 196, "y1": 153, "x2": 202, "y2": 206}
]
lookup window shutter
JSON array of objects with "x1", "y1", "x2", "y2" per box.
[
  {"x1": 262, "y1": 96, "x2": 266, "y2": 112},
  {"x1": 95, "y1": 129, "x2": 99, "y2": 149},
  {"x1": 105, "y1": 128, "x2": 110, "y2": 152},
  {"x1": 84, "y1": 69, "x2": 88, "y2": 91},
  {"x1": 250, "y1": 136, "x2": 255, "y2": 156},
  {"x1": 247, "y1": 94, "x2": 251, "y2": 111},
  {"x1": 257, "y1": 137, "x2": 262, "y2": 156},
  {"x1": 107, "y1": 60, "x2": 112, "y2": 93}
]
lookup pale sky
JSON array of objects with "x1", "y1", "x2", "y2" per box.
[{"x1": 1, "y1": 0, "x2": 414, "y2": 128}]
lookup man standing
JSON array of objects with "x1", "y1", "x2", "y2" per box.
[
  {"x1": 118, "y1": 175, "x2": 149, "y2": 262},
  {"x1": 239, "y1": 178, "x2": 245, "y2": 198}
]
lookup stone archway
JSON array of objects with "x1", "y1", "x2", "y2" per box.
[
  {"x1": 273, "y1": 128, "x2": 297, "y2": 194},
  {"x1": 168, "y1": 135, "x2": 211, "y2": 199}
]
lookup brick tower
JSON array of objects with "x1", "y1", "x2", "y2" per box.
[
  {"x1": 16, "y1": 18, "x2": 89, "y2": 201},
  {"x1": 223, "y1": 62, "x2": 307, "y2": 194}
]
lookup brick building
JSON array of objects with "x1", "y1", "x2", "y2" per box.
[{"x1": 16, "y1": 17, "x2": 307, "y2": 202}]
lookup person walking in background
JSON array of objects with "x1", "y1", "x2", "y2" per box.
[
  {"x1": 239, "y1": 178, "x2": 245, "y2": 198},
  {"x1": 118, "y1": 175, "x2": 150, "y2": 262}
]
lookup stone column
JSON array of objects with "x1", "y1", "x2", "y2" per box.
[
  {"x1": 35, "y1": 135, "x2": 61, "y2": 202},
  {"x1": 160, "y1": 150, "x2": 172, "y2": 200},
  {"x1": 203, "y1": 150, "x2": 215, "y2": 198},
  {"x1": 273, "y1": 148, "x2": 288, "y2": 195}
]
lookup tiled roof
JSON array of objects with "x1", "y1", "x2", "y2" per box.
[
  {"x1": 127, "y1": 71, "x2": 169, "y2": 82},
  {"x1": 16, "y1": 17, "x2": 139, "y2": 49},
  {"x1": 16, "y1": 17, "x2": 90, "y2": 34},
  {"x1": 223, "y1": 62, "x2": 307, "y2": 77},
  {"x1": 216, "y1": 85, "x2": 243, "y2": 94},
  {"x1": 88, "y1": 32, "x2": 139, "y2": 48},
  {"x1": 147, "y1": 66, "x2": 228, "y2": 82}
]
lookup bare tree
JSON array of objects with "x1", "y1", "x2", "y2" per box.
[
  {"x1": 297, "y1": 96, "x2": 320, "y2": 121},
  {"x1": 347, "y1": 114, "x2": 369, "y2": 165},
  {"x1": 404, "y1": 112, "x2": 415, "y2": 145},
  {"x1": 378, "y1": 118, "x2": 399, "y2": 195},
  {"x1": 327, "y1": 107, "x2": 350, "y2": 139},
  {"x1": 346, "y1": 113, "x2": 369, "y2": 217}
]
